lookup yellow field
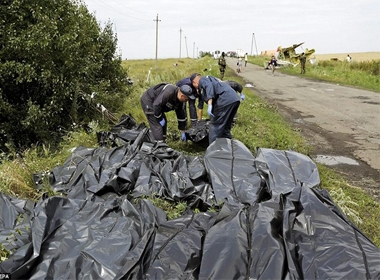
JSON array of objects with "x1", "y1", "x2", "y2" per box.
[{"x1": 313, "y1": 52, "x2": 380, "y2": 62}]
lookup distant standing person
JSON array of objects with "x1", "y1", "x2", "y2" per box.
[
  {"x1": 140, "y1": 83, "x2": 195, "y2": 142},
  {"x1": 346, "y1": 54, "x2": 352, "y2": 62},
  {"x1": 300, "y1": 52, "x2": 306, "y2": 74},
  {"x1": 218, "y1": 52, "x2": 227, "y2": 80},
  {"x1": 269, "y1": 55, "x2": 277, "y2": 75},
  {"x1": 244, "y1": 53, "x2": 248, "y2": 67},
  {"x1": 237, "y1": 56, "x2": 243, "y2": 73},
  {"x1": 191, "y1": 74, "x2": 240, "y2": 144}
]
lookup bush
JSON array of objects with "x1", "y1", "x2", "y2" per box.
[{"x1": 0, "y1": 0, "x2": 129, "y2": 153}]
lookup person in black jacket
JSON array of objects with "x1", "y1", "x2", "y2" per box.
[
  {"x1": 269, "y1": 55, "x2": 277, "y2": 75},
  {"x1": 140, "y1": 84, "x2": 195, "y2": 142},
  {"x1": 191, "y1": 74, "x2": 240, "y2": 144}
]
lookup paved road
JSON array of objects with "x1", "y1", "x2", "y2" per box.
[{"x1": 226, "y1": 57, "x2": 380, "y2": 199}]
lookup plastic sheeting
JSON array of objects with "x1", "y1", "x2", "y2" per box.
[
  {"x1": 1, "y1": 116, "x2": 379, "y2": 279},
  {"x1": 184, "y1": 119, "x2": 210, "y2": 146}
]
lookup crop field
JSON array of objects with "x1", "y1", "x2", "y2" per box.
[{"x1": 313, "y1": 51, "x2": 380, "y2": 62}]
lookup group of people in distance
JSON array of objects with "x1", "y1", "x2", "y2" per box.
[
  {"x1": 268, "y1": 52, "x2": 307, "y2": 75},
  {"x1": 140, "y1": 73, "x2": 245, "y2": 145},
  {"x1": 217, "y1": 51, "x2": 249, "y2": 77}
]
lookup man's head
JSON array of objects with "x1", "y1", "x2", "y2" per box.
[
  {"x1": 178, "y1": 85, "x2": 195, "y2": 102},
  {"x1": 190, "y1": 73, "x2": 201, "y2": 89}
]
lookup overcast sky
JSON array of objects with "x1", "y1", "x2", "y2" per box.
[{"x1": 83, "y1": 0, "x2": 380, "y2": 60}]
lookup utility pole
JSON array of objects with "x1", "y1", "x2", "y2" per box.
[
  {"x1": 253, "y1": 33, "x2": 258, "y2": 56},
  {"x1": 185, "y1": 36, "x2": 189, "y2": 57},
  {"x1": 153, "y1": 14, "x2": 161, "y2": 68},
  {"x1": 250, "y1": 33, "x2": 254, "y2": 56},
  {"x1": 179, "y1": 27, "x2": 182, "y2": 58}
]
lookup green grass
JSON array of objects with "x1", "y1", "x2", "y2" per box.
[
  {"x1": 136, "y1": 196, "x2": 188, "y2": 220},
  {"x1": 318, "y1": 164, "x2": 380, "y2": 246},
  {"x1": 0, "y1": 125, "x2": 99, "y2": 198},
  {"x1": 0, "y1": 56, "x2": 379, "y2": 249}
]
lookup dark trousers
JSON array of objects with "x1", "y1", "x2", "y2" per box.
[
  {"x1": 301, "y1": 63, "x2": 306, "y2": 74},
  {"x1": 219, "y1": 67, "x2": 225, "y2": 80},
  {"x1": 209, "y1": 101, "x2": 240, "y2": 144},
  {"x1": 141, "y1": 95, "x2": 166, "y2": 141},
  {"x1": 183, "y1": 99, "x2": 197, "y2": 126}
]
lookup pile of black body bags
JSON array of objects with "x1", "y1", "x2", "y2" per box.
[{"x1": 0, "y1": 114, "x2": 379, "y2": 279}]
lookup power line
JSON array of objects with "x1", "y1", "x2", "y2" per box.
[
  {"x1": 85, "y1": 0, "x2": 150, "y2": 21},
  {"x1": 113, "y1": 1, "x2": 150, "y2": 16}
]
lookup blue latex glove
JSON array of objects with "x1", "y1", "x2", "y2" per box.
[
  {"x1": 207, "y1": 105, "x2": 214, "y2": 118},
  {"x1": 181, "y1": 132, "x2": 186, "y2": 142},
  {"x1": 240, "y1": 93, "x2": 245, "y2": 101},
  {"x1": 159, "y1": 118, "x2": 166, "y2": 127}
]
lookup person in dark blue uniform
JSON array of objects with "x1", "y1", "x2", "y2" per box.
[
  {"x1": 177, "y1": 74, "x2": 245, "y2": 126},
  {"x1": 224, "y1": 80, "x2": 245, "y2": 100},
  {"x1": 190, "y1": 74, "x2": 240, "y2": 144},
  {"x1": 224, "y1": 80, "x2": 245, "y2": 121},
  {"x1": 140, "y1": 84, "x2": 195, "y2": 142},
  {"x1": 176, "y1": 75, "x2": 203, "y2": 127}
]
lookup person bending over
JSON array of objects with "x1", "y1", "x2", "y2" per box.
[
  {"x1": 191, "y1": 74, "x2": 240, "y2": 144},
  {"x1": 140, "y1": 83, "x2": 195, "y2": 142}
]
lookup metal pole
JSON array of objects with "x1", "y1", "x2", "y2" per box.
[
  {"x1": 153, "y1": 14, "x2": 161, "y2": 68},
  {"x1": 250, "y1": 33, "x2": 254, "y2": 56},
  {"x1": 185, "y1": 36, "x2": 189, "y2": 57},
  {"x1": 179, "y1": 27, "x2": 182, "y2": 59},
  {"x1": 253, "y1": 33, "x2": 258, "y2": 56}
]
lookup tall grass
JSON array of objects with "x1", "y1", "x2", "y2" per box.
[{"x1": 0, "y1": 125, "x2": 99, "y2": 198}]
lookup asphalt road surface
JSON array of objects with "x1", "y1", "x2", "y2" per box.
[{"x1": 226, "y1": 57, "x2": 380, "y2": 201}]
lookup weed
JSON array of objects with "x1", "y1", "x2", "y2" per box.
[
  {"x1": 330, "y1": 187, "x2": 362, "y2": 224},
  {"x1": 136, "y1": 196, "x2": 188, "y2": 220},
  {"x1": 0, "y1": 243, "x2": 11, "y2": 262}
]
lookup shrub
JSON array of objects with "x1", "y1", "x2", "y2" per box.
[{"x1": 0, "y1": 0, "x2": 129, "y2": 153}]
